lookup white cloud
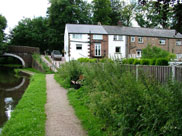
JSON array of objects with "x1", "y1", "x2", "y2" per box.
[{"x1": 0, "y1": 0, "x2": 50, "y2": 33}]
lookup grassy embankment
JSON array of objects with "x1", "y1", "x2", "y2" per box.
[
  {"x1": 55, "y1": 60, "x2": 182, "y2": 136},
  {"x1": 0, "y1": 71, "x2": 46, "y2": 136},
  {"x1": 32, "y1": 54, "x2": 53, "y2": 74}
]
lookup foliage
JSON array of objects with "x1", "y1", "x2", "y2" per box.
[
  {"x1": 0, "y1": 73, "x2": 46, "y2": 136},
  {"x1": 32, "y1": 54, "x2": 53, "y2": 74},
  {"x1": 149, "y1": 59, "x2": 156, "y2": 65},
  {"x1": 9, "y1": 17, "x2": 49, "y2": 53},
  {"x1": 142, "y1": 45, "x2": 176, "y2": 60},
  {"x1": 140, "y1": 59, "x2": 150, "y2": 65},
  {"x1": 0, "y1": 14, "x2": 7, "y2": 55},
  {"x1": 56, "y1": 61, "x2": 182, "y2": 136},
  {"x1": 155, "y1": 58, "x2": 169, "y2": 66},
  {"x1": 135, "y1": 1, "x2": 173, "y2": 28},
  {"x1": 133, "y1": 59, "x2": 140, "y2": 65},
  {"x1": 120, "y1": 4, "x2": 136, "y2": 27},
  {"x1": 92, "y1": 0, "x2": 112, "y2": 25},
  {"x1": 78, "y1": 58, "x2": 97, "y2": 63},
  {"x1": 110, "y1": 0, "x2": 122, "y2": 25}
]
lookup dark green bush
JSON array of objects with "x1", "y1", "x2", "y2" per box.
[
  {"x1": 133, "y1": 59, "x2": 140, "y2": 65},
  {"x1": 128, "y1": 58, "x2": 135, "y2": 64},
  {"x1": 140, "y1": 59, "x2": 150, "y2": 65},
  {"x1": 150, "y1": 59, "x2": 156, "y2": 65},
  {"x1": 155, "y1": 58, "x2": 169, "y2": 66},
  {"x1": 122, "y1": 59, "x2": 128, "y2": 64}
]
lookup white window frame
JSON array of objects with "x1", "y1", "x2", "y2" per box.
[
  {"x1": 159, "y1": 39, "x2": 166, "y2": 45},
  {"x1": 72, "y1": 34, "x2": 82, "y2": 39},
  {"x1": 95, "y1": 43, "x2": 101, "y2": 56},
  {"x1": 115, "y1": 47, "x2": 121, "y2": 53},
  {"x1": 136, "y1": 50, "x2": 142, "y2": 58},
  {"x1": 131, "y1": 36, "x2": 135, "y2": 42},
  {"x1": 176, "y1": 40, "x2": 182, "y2": 46},
  {"x1": 76, "y1": 44, "x2": 82, "y2": 50},
  {"x1": 93, "y1": 35, "x2": 103, "y2": 40},
  {"x1": 113, "y1": 35, "x2": 123, "y2": 41},
  {"x1": 138, "y1": 37, "x2": 143, "y2": 43}
]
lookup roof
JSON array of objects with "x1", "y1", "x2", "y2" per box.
[{"x1": 66, "y1": 24, "x2": 182, "y2": 39}]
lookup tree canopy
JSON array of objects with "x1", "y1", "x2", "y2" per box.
[{"x1": 0, "y1": 14, "x2": 7, "y2": 54}]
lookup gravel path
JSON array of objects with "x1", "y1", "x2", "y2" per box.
[{"x1": 45, "y1": 74, "x2": 86, "y2": 136}]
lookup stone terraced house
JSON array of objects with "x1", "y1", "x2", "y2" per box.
[{"x1": 64, "y1": 24, "x2": 182, "y2": 61}]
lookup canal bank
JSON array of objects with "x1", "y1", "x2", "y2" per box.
[{"x1": 0, "y1": 69, "x2": 47, "y2": 136}]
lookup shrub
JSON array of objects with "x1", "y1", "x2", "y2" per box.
[
  {"x1": 155, "y1": 58, "x2": 169, "y2": 66},
  {"x1": 140, "y1": 59, "x2": 150, "y2": 65},
  {"x1": 122, "y1": 59, "x2": 128, "y2": 64},
  {"x1": 149, "y1": 59, "x2": 156, "y2": 65},
  {"x1": 128, "y1": 58, "x2": 135, "y2": 64},
  {"x1": 133, "y1": 59, "x2": 140, "y2": 65}
]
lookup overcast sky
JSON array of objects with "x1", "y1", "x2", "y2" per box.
[{"x1": 0, "y1": 0, "x2": 50, "y2": 34}]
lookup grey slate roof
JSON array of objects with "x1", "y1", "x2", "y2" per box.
[
  {"x1": 66, "y1": 24, "x2": 182, "y2": 39},
  {"x1": 66, "y1": 24, "x2": 107, "y2": 34}
]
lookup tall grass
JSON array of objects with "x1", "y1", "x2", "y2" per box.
[{"x1": 56, "y1": 60, "x2": 182, "y2": 136}]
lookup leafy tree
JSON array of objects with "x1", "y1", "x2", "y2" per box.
[
  {"x1": 110, "y1": 0, "x2": 122, "y2": 25},
  {"x1": 135, "y1": 1, "x2": 173, "y2": 28},
  {"x1": 0, "y1": 14, "x2": 7, "y2": 54},
  {"x1": 48, "y1": 0, "x2": 92, "y2": 52},
  {"x1": 9, "y1": 17, "x2": 49, "y2": 53},
  {"x1": 138, "y1": 0, "x2": 182, "y2": 33},
  {"x1": 142, "y1": 45, "x2": 176, "y2": 59},
  {"x1": 120, "y1": 4, "x2": 136, "y2": 26},
  {"x1": 92, "y1": 0, "x2": 112, "y2": 25}
]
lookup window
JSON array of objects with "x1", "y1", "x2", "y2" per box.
[
  {"x1": 95, "y1": 43, "x2": 101, "y2": 56},
  {"x1": 115, "y1": 47, "x2": 121, "y2": 53},
  {"x1": 113, "y1": 35, "x2": 123, "y2": 41},
  {"x1": 76, "y1": 44, "x2": 82, "y2": 50},
  {"x1": 72, "y1": 34, "x2": 82, "y2": 39},
  {"x1": 136, "y1": 49, "x2": 142, "y2": 58},
  {"x1": 131, "y1": 36, "x2": 135, "y2": 42},
  {"x1": 93, "y1": 35, "x2": 103, "y2": 40},
  {"x1": 159, "y1": 39, "x2": 166, "y2": 45},
  {"x1": 176, "y1": 40, "x2": 182, "y2": 46},
  {"x1": 138, "y1": 37, "x2": 143, "y2": 43}
]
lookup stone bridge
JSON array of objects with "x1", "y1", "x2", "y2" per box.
[{"x1": 3, "y1": 46, "x2": 40, "y2": 67}]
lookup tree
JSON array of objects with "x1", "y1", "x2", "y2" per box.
[
  {"x1": 9, "y1": 17, "x2": 49, "y2": 53},
  {"x1": 110, "y1": 0, "x2": 122, "y2": 25},
  {"x1": 135, "y1": 1, "x2": 173, "y2": 28},
  {"x1": 0, "y1": 14, "x2": 7, "y2": 54},
  {"x1": 92, "y1": 0, "x2": 112, "y2": 25},
  {"x1": 142, "y1": 45, "x2": 175, "y2": 59},
  {"x1": 138, "y1": 0, "x2": 182, "y2": 33},
  {"x1": 120, "y1": 4, "x2": 136, "y2": 26}
]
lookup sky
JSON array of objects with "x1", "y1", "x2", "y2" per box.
[{"x1": 0, "y1": 0, "x2": 50, "y2": 34}]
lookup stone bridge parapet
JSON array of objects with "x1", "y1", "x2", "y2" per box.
[{"x1": 6, "y1": 46, "x2": 40, "y2": 67}]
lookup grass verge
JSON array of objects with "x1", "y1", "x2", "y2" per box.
[
  {"x1": 0, "y1": 73, "x2": 46, "y2": 136},
  {"x1": 54, "y1": 74, "x2": 107, "y2": 136}
]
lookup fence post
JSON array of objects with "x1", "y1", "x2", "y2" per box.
[
  {"x1": 136, "y1": 65, "x2": 139, "y2": 81},
  {"x1": 172, "y1": 65, "x2": 175, "y2": 81}
]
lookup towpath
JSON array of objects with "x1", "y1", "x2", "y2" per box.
[{"x1": 45, "y1": 74, "x2": 86, "y2": 136}]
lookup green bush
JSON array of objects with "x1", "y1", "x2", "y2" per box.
[
  {"x1": 122, "y1": 59, "x2": 128, "y2": 64},
  {"x1": 56, "y1": 61, "x2": 182, "y2": 136},
  {"x1": 155, "y1": 58, "x2": 169, "y2": 66},
  {"x1": 133, "y1": 59, "x2": 140, "y2": 65},
  {"x1": 140, "y1": 59, "x2": 150, "y2": 65},
  {"x1": 149, "y1": 59, "x2": 156, "y2": 65},
  {"x1": 128, "y1": 58, "x2": 135, "y2": 64}
]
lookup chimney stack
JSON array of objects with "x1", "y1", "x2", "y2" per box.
[
  {"x1": 117, "y1": 21, "x2": 122, "y2": 27},
  {"x1": 97, "y1": 22, "x2": 101, "y2": 25}
]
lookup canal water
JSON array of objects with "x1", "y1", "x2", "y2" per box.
[{"x1": 0, "y1": 67, "x2": 30, "y2": 133}]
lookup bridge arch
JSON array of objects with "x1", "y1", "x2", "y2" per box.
[{"x1": 3, "y1": 53, "x2": 25, "y2": 67}]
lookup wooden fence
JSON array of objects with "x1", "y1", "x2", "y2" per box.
[{"x1": 121, "y1": 65, "x2": 182, "y2": 83}]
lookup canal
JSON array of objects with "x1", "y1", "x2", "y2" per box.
[{"x1": 0, "y1": 67, "x2": 30, "y2": 133}]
